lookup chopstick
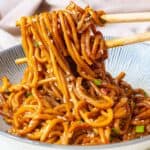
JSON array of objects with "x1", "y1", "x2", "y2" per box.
[
  {"x1": 101, "y1": 12, "x2": 150, "y2": 23},
  {"x1": 105, "y1": 32, "x2": 150, "y2": 48},
  {"x1": 15, "y1": 57, "x2": 27, "y2": 64},
  {"x1": 16, "y1": 11, "x2": 150, "y2": 63},
  {"x1": 16, "y1": 12, "x2": 150, "y2": 26},
  {"x1": 16, "y1": 32, "x2": 150, "y2": 64}
]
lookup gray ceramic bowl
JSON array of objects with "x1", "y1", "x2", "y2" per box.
[{"x1": 0, "y1": 44, "x2": 150, "y2": 150}]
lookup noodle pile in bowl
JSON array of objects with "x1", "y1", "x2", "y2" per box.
[{"x1": 0, "y1": 2, "x2": 150, "y2": 145}]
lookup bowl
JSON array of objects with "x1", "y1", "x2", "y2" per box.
[{"x1": 0, "y1": 43, "x2": 150, "y2": 150}]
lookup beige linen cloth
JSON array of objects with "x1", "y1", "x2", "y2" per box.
[{"x1": 0, "y1": 0, "x2": 150, "y2": 50}]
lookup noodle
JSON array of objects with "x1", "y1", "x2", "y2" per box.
[{"x1": 0, "y1": 2, "x2": 150, "y2": 145}]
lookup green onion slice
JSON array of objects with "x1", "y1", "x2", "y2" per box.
[
  {"x1": 93, "y1": 79, "x2": 102, "y2": 86},
  {"x1": 34, "y1": 41, "x2": 40, "y2": 47},
  {"x1": 135, "y1": 125, "x2": 144, "y2": 133}
]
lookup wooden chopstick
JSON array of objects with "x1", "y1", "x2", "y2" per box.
[
  {"x1": 16, "y1": 11, "x2": 150, "y2": 55},
  {"x1": 15, "y1": 57, "x2": 27, "y2": 64},
  {"x1": 105, "y1": 32, "x2": 150, "y2": 48},
  {"x1": 101, "y1": 12, "x2": 150, "y2": 23},
  {"x1": 16, "y1": 12, "x2": 150, "y2": 27},
  {"x1": 16, "y1": 32, "x2": 150, "y2": 64}
]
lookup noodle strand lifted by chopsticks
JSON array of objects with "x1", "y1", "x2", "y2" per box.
[{"x1": 0, "y1": 2, "x2": 150, "y2": 145}]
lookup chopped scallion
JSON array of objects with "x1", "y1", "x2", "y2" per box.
[
  {"x1": 26, "y1": 93, "x2": 32, "y2": 98},
  {"x1": 112, "y1": 128, "x2": 119, "y2": 135},
  {"x1": 135, "y1": 125, "x2": 144, "y2": 133},
  {"x1": 34, "y1": 41, "x2": 40, "y2": 47},
  {"x1": 93, "y1": 79, "x2": 102, "y2": 86}
]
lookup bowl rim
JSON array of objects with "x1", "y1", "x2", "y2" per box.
[
  {"x1": 0, "y1": 43, "x2": 150, "y2": 149},
  {"x1": 0, "y1": 130, "x2": 150, "y2": 149}
]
